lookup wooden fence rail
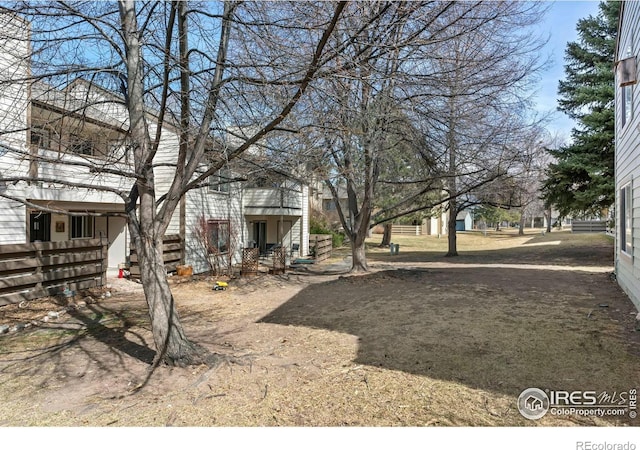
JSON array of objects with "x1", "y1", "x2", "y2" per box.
[
  {"x1": 128, "y1": 234, "x2": 182, "y2": 279},
  {"x1": 0, "y1": 238, "x2": 107, "y2": 307},
  {"x1": 391, "y1": 224, "x2": 422, "y2": 235},
  {"x1": 310, "y1": 234, "x2": 332, "y2": 263},
  {"x1": 571, "y1": 220, "x2": 607, "y2": 233}
]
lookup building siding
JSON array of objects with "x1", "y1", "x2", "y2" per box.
[
  {"x1": 615, "y1": 1, "x2": 640, "y2": 310},
  {"x1": 0, "y1": 12, "x2": 311, "y2": 276},
  {"x1": 183, "y1": 183, "x2": 243, "y2": 274}
]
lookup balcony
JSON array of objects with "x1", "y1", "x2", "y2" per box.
[
  {"x1": 26, "y1": 147, "x2": 133, "y2": 204},
  {"x1": 243, "y1": 187, "x2": 302, "y2": 216}
]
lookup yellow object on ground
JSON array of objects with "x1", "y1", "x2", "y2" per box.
[{"x1": 213, "y1": 281, "x2": 228, "y2": 291}]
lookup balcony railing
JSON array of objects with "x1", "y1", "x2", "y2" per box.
[{"x1": 243, "y1": 187, "x2": 302, "y2": 214}]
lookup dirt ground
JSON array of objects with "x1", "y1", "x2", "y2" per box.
[{"x1": 0, "y1": 230, "x2": 638, "y2": 427}]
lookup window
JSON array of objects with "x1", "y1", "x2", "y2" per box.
[
  {"x1": 620, "y1": 184, "x2": 632, "y2": 255},
  {"x1": 209, "y1": 168, "x2": 231, "y2": 193},
  {"x1": 323, "y1": 199, "x2": 337, "y2": 211},
  {"x1": 69, "y1": 135, "x2": 95, "y2": 156},
  {"x1": 30, "y1": 127, "x2": 50, "y2": 149},
  {"x1": 71, "y1": 215, "x2": 93, "y2": 239},
  {"x1": 206, "y1": 220, "x2": 230, "y2": 254},
  {"x1": 622, "y1": 85, "x2": 633, "y2": 128}
]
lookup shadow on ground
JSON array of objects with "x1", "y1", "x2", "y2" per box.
[
  {"x1": 366, "y1": 232, "x2": 614, "y2": 267},
  {"x1": 259, "y1": 265, "x2": 639, "y2": 405},
  {"x1": 0, "y1": 301, "x2": 155, "y2": 384}
]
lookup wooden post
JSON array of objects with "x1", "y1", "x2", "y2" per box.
[
  {"x1": 34, "y1": 244, "x2": 43, "y2": 293},
  {"x1": 101, "y1": 235, "x2": 108, "y2": 287}
]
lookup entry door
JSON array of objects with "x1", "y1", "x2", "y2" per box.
[
  {"x1": 109, "y1": 217, "x2": 127, "y2": 269},
  {"x1": 253, "y1": 221, "x2": 267, "y2": 254},
  {"x1": 30, "y1": 212, "x2": 51, "y2": 242}
]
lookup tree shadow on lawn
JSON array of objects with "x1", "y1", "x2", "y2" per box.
[
  {"x1": 367, "y1": 233, "x2": 614, "y2": 267},
  {"x1": 259, "y1": 266, "x2": 639, "y2": 402},
  {"x1": 0, "y1": 302, "x2": 155, "y2": 386}
]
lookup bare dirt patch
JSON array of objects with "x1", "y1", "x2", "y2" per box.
[{"x1": 0, "y1": 230, "x2": 638, "y2": 426}]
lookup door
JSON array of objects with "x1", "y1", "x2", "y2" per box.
[
  {"x1": 30, "y1": 212, "x2": 51, "y2": 242},
  {"x1": 108, "y1": 217, "x2": 127, "y2": 269},
  {"x1": 253, "y1": 221, "x2": 267, "y2": 255}
]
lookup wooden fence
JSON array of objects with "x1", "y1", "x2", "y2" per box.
[
  {"x1": 391, "y1": 224, "x2": 422, "y2": 235},
  {"x1": 129, "y1": 235, "x2": 182, "y2": 279},
  {"x1": 310, "y1": 234, "x2": 332, "y2": 263},
  {"x1": 571, "y1": 220, "x2": 608, "y2": 233},
  {"x1": 0, "y1": 238, "x2": 107, "y2": 307}
]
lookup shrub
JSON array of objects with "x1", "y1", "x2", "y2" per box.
[{"x1": 309, "y1": 216, "x2": 345, "y2": 248}]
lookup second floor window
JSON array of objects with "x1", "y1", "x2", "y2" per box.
[
  {"x1": 323, "y1": 199, "x2": 337, "y2": 211},
  {"x1": 622, "y1": 85, "x2": 633, "y2": 129},
  {"x1": 69, "y1": 135, "x2": 95, "y2": 156},
  {"x1": 30, "y1": 127, "x2": 51, "y2": 149},
  {"x1": 209, "y1": 168, "x2": 231, "y2": 193}
]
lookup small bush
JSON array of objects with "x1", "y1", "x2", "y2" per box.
[
  {"x1": 332, "y1": 232, "x2": 345, "y2": 248},
  {"x1": 310, "y1": 216, "x2": 346, "y2": 248}
]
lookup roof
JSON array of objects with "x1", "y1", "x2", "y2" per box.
[{"x1": 456, "y1": 211, "x2": 471, "y2": 220}]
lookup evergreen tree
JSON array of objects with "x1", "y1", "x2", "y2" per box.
[{"x1": 542, "y1": 1, "x2": 620, "y2": 217}]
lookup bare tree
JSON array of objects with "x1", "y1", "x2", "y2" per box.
[
  {"x1": 298, "y1": 1, "x2": 548, "y2": 269},
  {"x1": 512, "y1": 137, "x2": 551, "y2": 235},
  {"x1": 299, "y1": 2, "x2": 482, "y2": 271},
  {"x1": 414, "y1": 1, "x2": 548, "y2": 256},
  {"x1": 0, "y1": 1, "x2": 356, "y2": 366}
]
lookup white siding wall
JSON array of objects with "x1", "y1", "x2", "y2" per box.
[
  {"x1": 0, "y1": 184, "x2": 26, "y2": 244},
  {"x1": 149, "y1": 122, "x2": 181, "y2": 236},
  {"x1": 0, "y1": 14, "x2": 29, "y2": 244},
  {"x1": 184, "y1": 183, "x2": 243, "y2": 274},
  {"x1": 0, "y1": 14, "x2": 29, "y2": 150},
  {"x1": 301, "y1": 185, "x2": 310, "y2": 256},
  {"x1": 615, "y1": 1, "x2": 640, "y2": 310}
]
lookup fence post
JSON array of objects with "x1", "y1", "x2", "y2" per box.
[
  {"x1": 34, "y1": 243, "x2": 43, "y2": 293},
  {"x1": 100, "y1": 232, "x2": 108, "y2": 287}
]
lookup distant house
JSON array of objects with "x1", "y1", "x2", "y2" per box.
[
  {"x1": 614, "y1": 1, "x2": 640, "y2": 309},
  {"x1": 423, "y1": 207, "x2": 448, "y2": 236},
  {"x1": 455, "y1": 210, "x2": 473, "y2": 232}
]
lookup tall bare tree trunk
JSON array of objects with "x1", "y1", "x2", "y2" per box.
[
  {"x1": 446, "y1": 200, "x2": 458, "y2": 257},
  {"x1": 379, "y1": 223, "x2": 392, "y2": 247},
  {"x1": 137, "y1": 236, "x2": 208, "y2": 366},
  {"x1": 351, "y1": 234, "x2": 368, "y2": 272},
  {"x1": 120, "y1": 0, "x2": 209, "y2": 366},
  {"x1": 178, "y1": 0, "x2": 190, "y2": 265},
  {"x1": 446, "y1": 96, "x2": 458, "y2": 257},
  {"x1": 545, "y1": 206, "x2": 552, "y2": 233},
  {"x1": 519, "y1": 211, "x2": 525, "y2": 235}
]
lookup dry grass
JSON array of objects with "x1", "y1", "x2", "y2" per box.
[{"x1": 0, "y1": 229, "x2": 638, "y2": 427}]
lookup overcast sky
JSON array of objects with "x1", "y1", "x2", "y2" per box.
[{"x1": 532, "y1": 0, "x2": 602, "y2": 143}]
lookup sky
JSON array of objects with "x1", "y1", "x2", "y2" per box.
[{"x1": 532, "y1": 0, "x2": 603, "y2": 142}]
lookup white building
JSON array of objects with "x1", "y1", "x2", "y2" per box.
[
  {"x1": 0, "y1": 12, "x2": 309, "y2": 276},
  {"x1": 615, "y1": 1, "x2": 640, "y2": 309}
]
